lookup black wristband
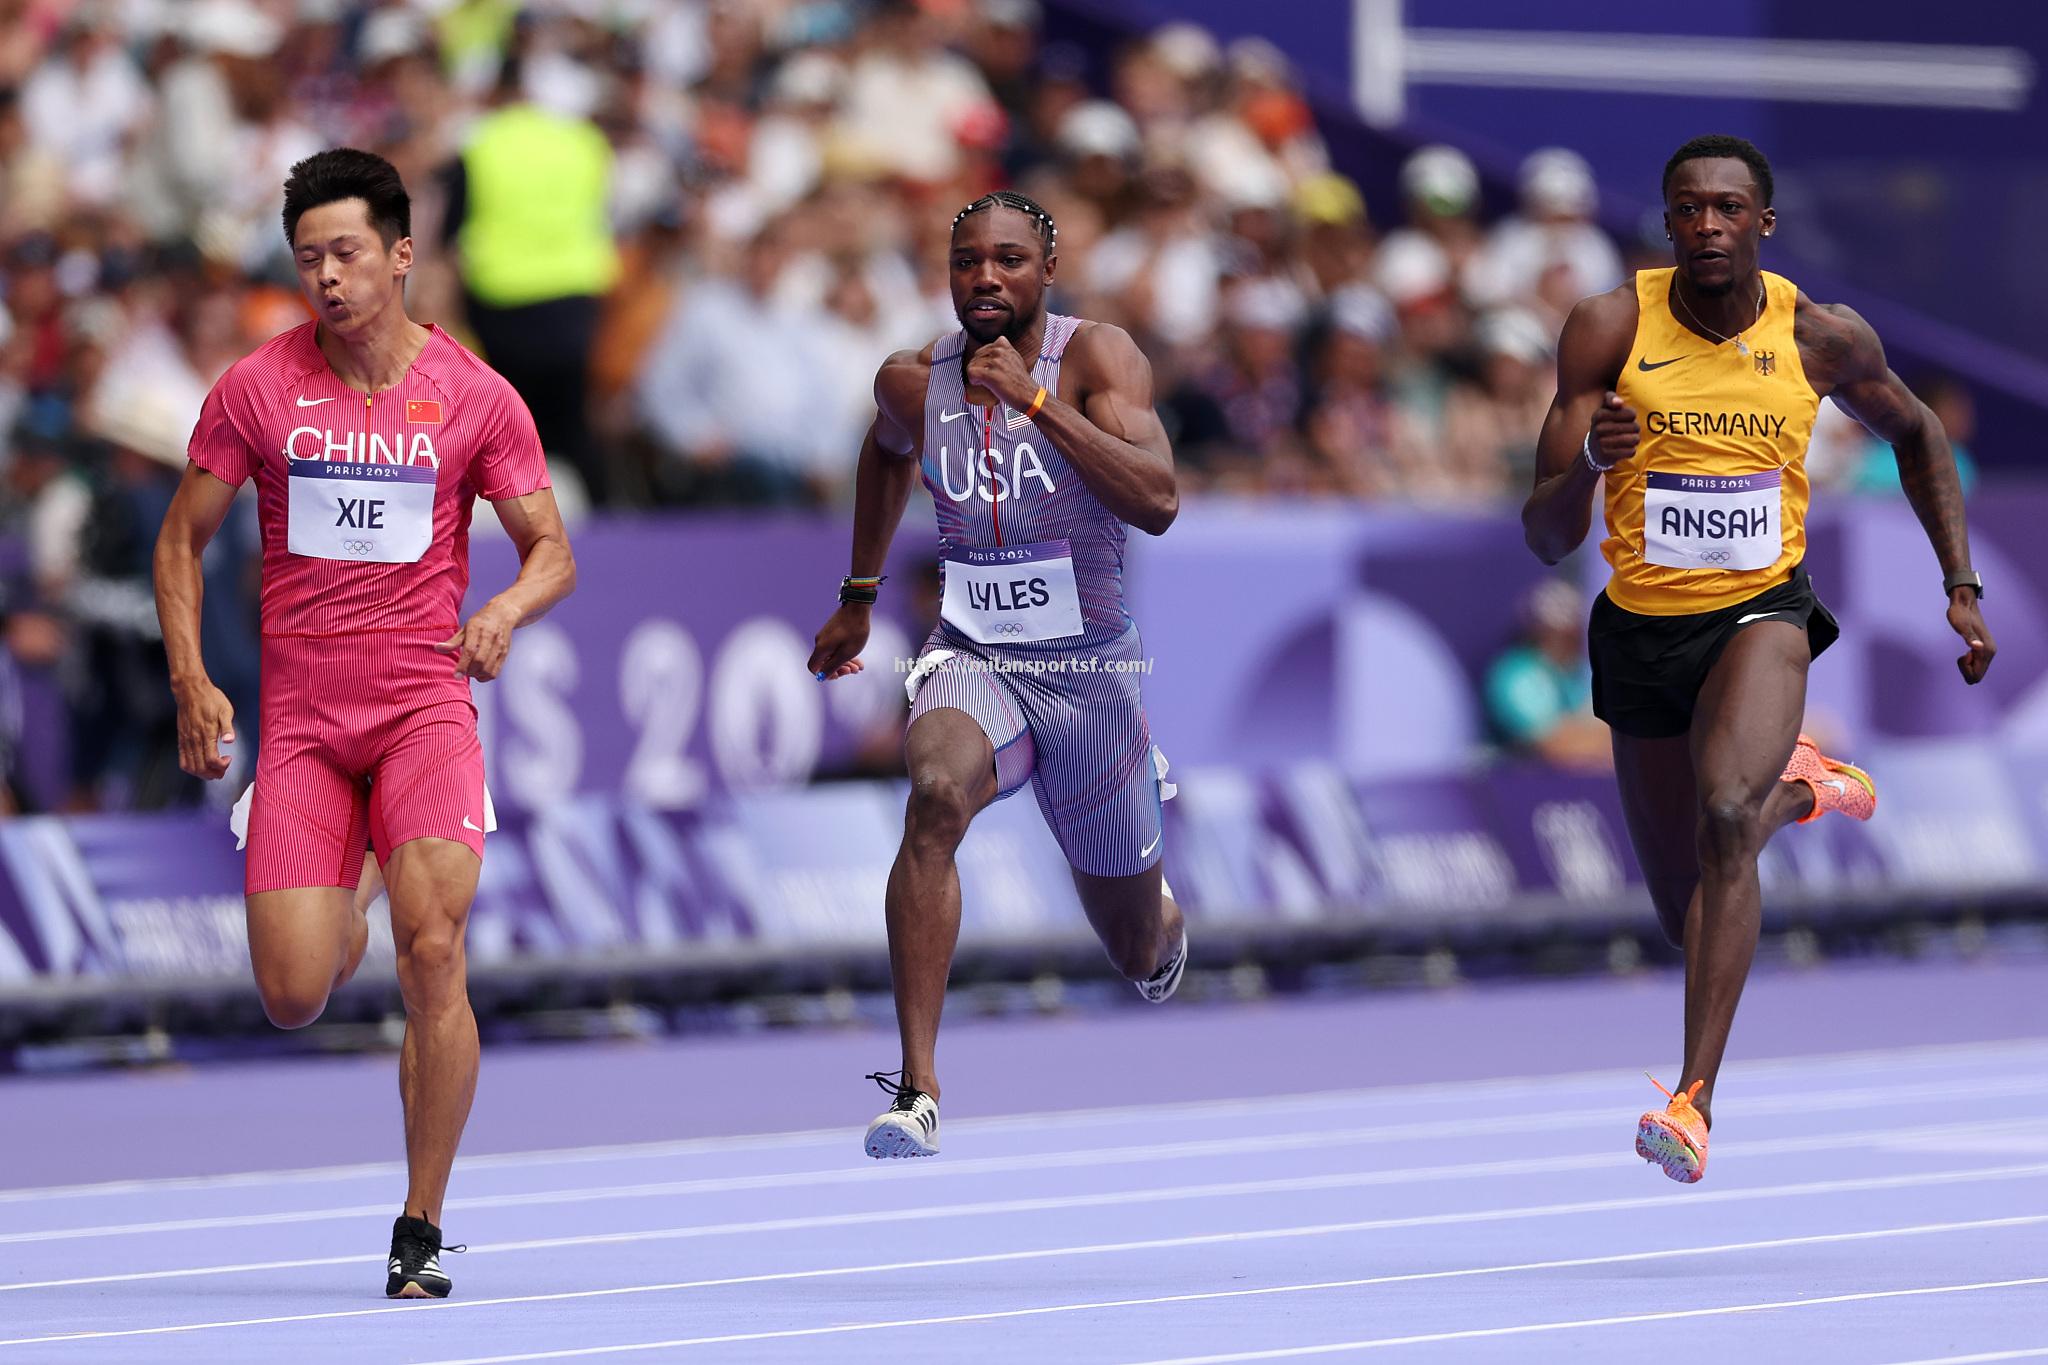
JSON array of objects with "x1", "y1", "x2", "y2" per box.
[
  {"x1": 1943, "y1": 569, "x2": 1983, "y2": 600},
  {"x1": 839, "y1": 575, "x2": 885, "y2": 606}
]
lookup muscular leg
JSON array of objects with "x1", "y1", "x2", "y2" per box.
[
  {"x1": 384, "y1": 837, "x2": 481, "y2": 1225},
  {"x1": 1680, "y1": 622, "x2": 1811, "y2": 1127},
  {"x1": 246, "y1": 887, "x2": 358, "y2": 1028},
  {"x1": 889, "y1": 708, "x2": 999, "y2": 1101},
  {"x1": 1073, "y1": 864, "x2": 1181, "y2": 983}
]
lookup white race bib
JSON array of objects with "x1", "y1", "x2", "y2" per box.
[
  {"x1": 940, "y1": 539, "x2": 1084, "y2": 644},
  {"x1": 287, "y1": 460, "x2": 436, "y2": 563},
  {"x1": 1642, "y1": 470, "x2": 1782, "y2": 571}
]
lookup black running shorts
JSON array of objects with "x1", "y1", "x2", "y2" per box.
[{"x1": 1588, "y1": 566, "x2": 1839, "y2": 740}]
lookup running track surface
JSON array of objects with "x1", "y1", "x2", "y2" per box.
[{"x1": 2, "y1": 959, "x2": 2044, "y2": 1363}]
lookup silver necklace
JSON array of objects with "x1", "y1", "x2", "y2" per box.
[{"x1": 1673, "y1": 277, "x2": 1767, "y2": 357}]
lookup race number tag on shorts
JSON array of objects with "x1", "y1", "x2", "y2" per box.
[
  {"x1": 287, "y1": 461, "x2": 435, "y2": 563},
  {"x1": 941, "y1": 539, "x2": 1084, "y2": 644},
  {"x1": 1643, "y1": 470, "x2": 1782, "y2": 571}
]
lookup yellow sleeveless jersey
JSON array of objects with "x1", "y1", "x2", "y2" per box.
[{"x1": 1602, "y1": 267, "x2": 1818, "y2": 615}]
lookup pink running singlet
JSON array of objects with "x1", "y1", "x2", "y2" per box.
[{"x1": 189, "y1": 322, "x2": 549, "y2": 893}]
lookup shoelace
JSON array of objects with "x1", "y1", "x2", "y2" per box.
[
  {"x1": 865, "y1": 1069, "x2": 929, "y2": 1113},
  {"x1": 393, "y1": 1225, "x2": 468, "y2": 1270},
  {"x1": 1645, "y1": 1073, "x2": 1705, "y2": 1111}
]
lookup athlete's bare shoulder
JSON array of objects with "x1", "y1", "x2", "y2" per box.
[
  {"x1": 1790, "y1": 290, "x2": 1880, "y2": 394},
  {"x1": 872, "y1": 346, "x2": 931, "y2": 456},
  {"x1": 1557, "y1": 280, "x2": 1639, "y2": 392},
  {"x1": 1063, "y1": 318, "x2": 1142, "y2": 371},
  {"x1": 874, "y1": 346, "x2": 930, "y2": 421}
]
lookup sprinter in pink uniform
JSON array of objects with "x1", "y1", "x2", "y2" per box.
[{"x1": 153, "y1": 149, "x2": 575, "y2": 1299}]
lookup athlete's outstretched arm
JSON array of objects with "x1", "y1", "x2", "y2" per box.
[
  {"x1": 440, "y1": 489, "x2": 576, "y2": 682},
  {"x1": 153, "y1": 464, "x2": 241, "y2": 779},
  {"x1": 810, "y1": 356, "x2": 924, "y2": 680},
  {"x1": 1523, "y1": 288, "x2": 1636, "y2": 565},
  {"x1": 1807, "y1": 301, "x2": 1994, "y2": 683},
  {"x1": 968, "y1": 324, "x2": 1177, "y2": 535}
]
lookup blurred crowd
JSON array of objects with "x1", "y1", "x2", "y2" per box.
[{"x1": 0, "y1": 0, "x2": 1985, "y2": 814}]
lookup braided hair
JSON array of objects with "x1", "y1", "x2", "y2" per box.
[{"x1": 951, "y1": 191, "x2": 1058, "y2": 254}]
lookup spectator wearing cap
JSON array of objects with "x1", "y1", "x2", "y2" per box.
[
  {"x1": 1296, "y1": 172, "x2": 1375, "y2": 297},
  {"x1": 1484, "y1": 578, "x2": 1609, "y2": 772},
  {"x1": 1375, "y1": 144, "x2": 1483, "y2": 307},
  {"x1": 1055, "y1": 99, "x2": 1142, "y2": 226},
  {"x1": 1465, "y1": 146, "x2": 1623, "y2": 322},
  {"x1": 66, "y1": 387, "x2": 212, "y2": 810}
]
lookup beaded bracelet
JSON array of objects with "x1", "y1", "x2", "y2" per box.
[{"x1": 839, "y1": 575, "x2": 886, "y2": 606}]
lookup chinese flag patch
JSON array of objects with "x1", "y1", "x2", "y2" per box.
[{"x1": 406, "y1": 400, "x2": 443, "y2": 424}]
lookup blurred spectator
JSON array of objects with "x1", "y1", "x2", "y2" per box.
[
  {"x1": 0, "y1": 0, "x2": 1677, "y2": 815},
  {"x1": 838, "y1": 0, "x2": 998, "y2": 185},
  {"x1": 65, "y1": 393, "x2": 199, "y2": 811},
  {"x1": 1466, "y1": 147, "x2": 1624, "y2": 322},
  {"x1": 1376, "y1": 145, "x2": 1484, "y2": 310},
  {"x1": 19, "y1": 7, "x2": 149, "y2": 210},
  {"x1": 1087, "y1": 160, "x2": 1224, "y2": 352},
  {"x1": 635, "y1": 218, "x2": 840, "y2": 506},
  {"x1": 448, "y1": 55, "x2": 620, "y2": 504},
  {"x1": 1303, "y1": 285, "x2": 1429, "y2": 498},
  {"x1": 1485, "y1": 579, "x2": 1610, "y2": 772},
  {"x1": 1443, "y1": 308, "x2": 1555, "y2": 495},
  {"x1": 1164, "y1": 277, "x2": 1305, "y2": 480}
]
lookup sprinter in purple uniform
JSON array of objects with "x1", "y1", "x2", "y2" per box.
[{"x1": 809, "y1": 192, "x2": 1184, "y2": 1159}]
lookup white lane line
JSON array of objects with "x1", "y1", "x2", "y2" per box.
[
  {"x1": 1123, "y1": 1282, "x2": 2048, "y2": 1362},
  {"x1": 404, "y1": 1274, "x2": 2048, "y2": 1364},
  {"x1": 4, "y1": 1124, "x2": 2038, "y2": 1291},
  {"x1": 1879, "y1": 1352, "x2": 2048, "y2": 1365},
  {"x1": 3, "y1": 1171, "x2": 2041, "y2": 1347},
  {"x1": 6, "y1": 1035, "x2": 2041, "y2": 1206},
  {"x1": 7, "y1": 1075, "x2": 2042, "y2": 1246}
]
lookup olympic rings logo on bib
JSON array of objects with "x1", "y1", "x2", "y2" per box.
[{"x1": 344, "y1": 539, "x2": 376, "y2": 555}]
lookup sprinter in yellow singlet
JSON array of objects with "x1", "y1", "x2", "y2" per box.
[{"x1": 1522, "y1": 135, "x2": 1996, "y2": 1184}]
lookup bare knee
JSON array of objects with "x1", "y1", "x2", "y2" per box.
[
  {"x1": 904, "y1": 770, "x2": 975, "y2": 857},
  {"x1": 395, "y1": 912, "x2": 467, "y2": 1015},
  {"x1": 255, "y1": 972, "x2": 331, "y2": 1030},
  {"x1": 1697, "y1": 793, "x2": 1763, "y2": 870},
  {"x1": 1103, "y1": 929, "x2": 1159, "y2": 982}
]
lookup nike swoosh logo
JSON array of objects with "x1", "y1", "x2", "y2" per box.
[
  {"x1": 940, "y1": 409, "x2": 969, "y2": 423},
  {"x1": 1736, "y1": 612, "x2": 1784, "y2": 626},
  {"x1": 1636, "y1": 356, "x2": 1687, "y2": 371},
  {"x1": 1139, "y1": 831, "x2": 1162, "y2": 858},
  {"x1": 1824, "y1": 779, "x2": 1847, "y2": 794},
  {"x1": 295, "y1": 395, "x2": 336, "y2": 407},
  {"x1": 462, "y1": 816, "x2": 484, "y2": 832}
]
